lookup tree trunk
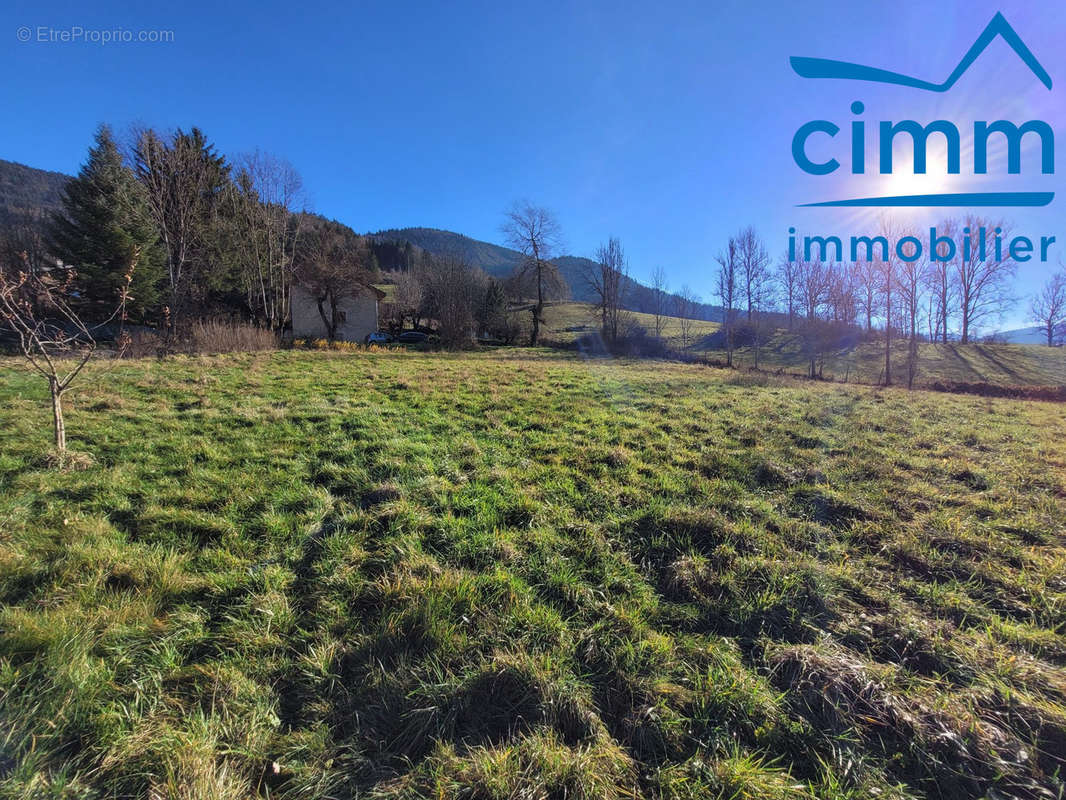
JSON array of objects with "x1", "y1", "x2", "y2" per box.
[
  {"x1": 884, "y1": 326, "x2": 892, "y2": 386},
  {"x1": 50, "y1": 378, "x2": 66, "y2": 451},
  {"x1": 529, "y1": 305, "x2": 540, "y2": 347},
  {"x1": 530, "y1": 260, "x2": 544, "y2": 347}
]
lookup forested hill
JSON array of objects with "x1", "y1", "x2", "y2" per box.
[
  {"x1": 0, "y1": 161, "x2": 725, "y2": 322},
  {"x1": 0, "y1": 159, "x2": 70, "y2": 226},
  {"x1": 373, "y1": 226, "x2": 725, "y2": 321}
]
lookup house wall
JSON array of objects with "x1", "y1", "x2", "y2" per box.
[{"x1": 291, "y1": 285, "x2": 379, "y2": 342}]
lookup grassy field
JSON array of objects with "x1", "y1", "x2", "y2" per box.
[
  {"x1": 1, "y1": 349, "x2": 1065, "y2": 799},
  {"x1": 525, "y1": 302, "x2": 721, "y2": 351},
  {"x1": 531, "y1": 303, "x2": 1066, "y2": 387}
]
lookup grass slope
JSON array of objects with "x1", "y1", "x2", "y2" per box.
[
  {"x1": 1, "y1": 350, "x2": 1065, "y2": 799},
  {"x1": 524, "y1": 302, "x2": 721, "y2": 351},
  {"x1": 536, "y1": 302, "x2": 1066, "y2": 387}
]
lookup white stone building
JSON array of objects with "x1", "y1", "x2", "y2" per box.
[{"x1": 290, "y1": 283, "x2": 385, "y2": 342}]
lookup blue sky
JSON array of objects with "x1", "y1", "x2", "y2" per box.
[{"x1": 3, "y1": 0, "x2": 1064, "y2": 328}]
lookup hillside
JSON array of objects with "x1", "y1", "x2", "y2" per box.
[
  {"x1": 0, "y1": 158, "x2": 70, "y2": 227},
  {"x1": 374, "y1": 227, "x2": 726, "y2": 321},
  {"x1": 998, "y1": 325, "x2": 1055, "y2": 346},
  {"x1": 525, "y1": 302, "x2": 1066, "y2": 388},
  {"x1": 1, "y1": 349, "x2": 1063, "y2": 799}
]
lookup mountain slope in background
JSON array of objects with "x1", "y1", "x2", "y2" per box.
[
  {"x1": 374, "y1": 227, "x2": 725, "y2": 321},
  {"x1": 371, "y1": 227, "x2": 523, "y2": 274},
  {"x1": 0, "y1": 159, "x2": 70, "y2": 227},
  {"x1": 998, "y1": 326, "x2": 1057, "y2": 345},
  {"x1": 1, "y1": 160, "x2": 724, "y2": 321}
]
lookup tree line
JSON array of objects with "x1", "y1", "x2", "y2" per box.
[
  {"x1": 0, "y1": 124, "x2": 391, "y2": 340},
  {"x1": 711, "y1": 219, "x2": 1064, "y2": 387},
  {"x1": 3, "y1": 127, "x2": 1061, "y2": 363}
]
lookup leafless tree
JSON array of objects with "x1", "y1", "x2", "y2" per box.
[
  {"x1": 419, "y1": 255, "x2": 483, "y2": 347},
  {"x1": 874, "y1": 221, "x2": 906, "y2": 385},
  {"x1": 229, "y1": 151, "x2": 305, "y2": 331},
  {"x1": 501, "y1": 202, "x2": 566, "y2": 346},
  {"x1": 588, "y1": 236, "x2": 628, "y2": 343},
  {"x1": 851, "y1": 258, "x2": 880, "y2": 335},
  {"x1": 896, "y1": 241, "x2": 928, "y2": 388},
  {"x1": 1030, "y1": 270, "x2": 1066, "y2": 347},
  {"x1": 795, "y1": 257, "x2": 833, "y2": 378},
  {"x1": 952, "y1": 216, "x2": 1017, "y2": 343},
  {"x1": 737, "y1": 226, "x2": 770, "y2": 321},
  {"x1": 292, "y1": 222, "x2": 371, "y2": 341},
  {"x1": 924, "y1": 218, "x2": 957, "y2": 343},
  {"x1": 716, "y1": 237, "x2": 739, "y2": 367},
  {"x1": 132, "y1": 127, "x2": 229, "y2": 330},
  {"x1": 776, "y1": 252, "x2": 800, "y2": 331},
  {"x1": 675, "y1": 284, "x2": 699, "y2": 349},
  {"x1": 825, "y1": 263, "x2": 858, "y2": 326},
  {"x1": 382, "y1": 269, "x2": 424, "y2": 332},
  {"x1": 0, "y1": 251, "x2": 135, "y2": 452},
  {"x1": 650, "y1": 265, "x2": 669, "y2": 339}
]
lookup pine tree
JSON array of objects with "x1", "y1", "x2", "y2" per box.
[{"x1": 50, "y1": 125, "x2": 165, "y2": 319}]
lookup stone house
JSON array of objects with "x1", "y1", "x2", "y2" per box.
[{"x1": 290, "y1": 283, "x2": 385, "y2": 342}]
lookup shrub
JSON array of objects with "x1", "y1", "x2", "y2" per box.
[{"x1": 125, "y1": 319, "x2": 277, "y2": 356}]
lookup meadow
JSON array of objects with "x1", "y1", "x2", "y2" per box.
[
  {"x1": 535, "y1": 302, "x2": 1066, "y2": 387},
  {"x1": 0, "y1": 348, "x2": 1064, "y2": 799}
]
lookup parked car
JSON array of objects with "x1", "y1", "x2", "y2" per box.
[
  {"x1": 365, "y1": 331, "x2": 394, "y2": 345},
  {"x1": 396, "y1": 330, "x2": 429, "y2": 344}
]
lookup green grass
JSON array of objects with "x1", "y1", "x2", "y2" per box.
[
  {"x1": 715, "y1": 332, "x2": 1066, "y2": 386},
  {"x1": 526, "y1": 301, "x2": 721, "y2": 351},
  {"x1": 1, "y1": 349, "x2": 1065, "y2": 799},
  {"x1": 535, "y1": 302, "x2": 1066, "y2": 387}
]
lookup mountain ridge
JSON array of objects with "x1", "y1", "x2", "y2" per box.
[
  {"x1": 0, "y1": 159, "x2": 724, "y2": 322},
  {"x1": 373, "y1": 226, "x2": 724, "y2": 321}
]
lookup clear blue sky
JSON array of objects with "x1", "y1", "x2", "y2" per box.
[{"x1": 3, "y1": 0, "x2": 1064, "y2": 328}]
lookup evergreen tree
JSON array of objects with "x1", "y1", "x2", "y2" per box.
[{"x1": 50, "y1": 125, "x2": 164, "y2": 319}]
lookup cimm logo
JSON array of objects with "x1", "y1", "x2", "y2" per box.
[{"x1": 790, "y1": 12, "x2": 1054, "y2": 208}]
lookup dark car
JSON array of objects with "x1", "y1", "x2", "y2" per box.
[{"x1": 396, "y1": 330, "x2": 429, "y2": 344}]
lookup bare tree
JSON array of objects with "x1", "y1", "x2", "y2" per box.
[
  {"x1": 734, "y1": 227, "x2": 775, "y2": 369},
  {"x1": 0, "y1": 251, "x2": 134, "y2": 453},
  {"x1": 420, "y1": 255, "x2": 483, "y2": 347},
  {"x1": 229, "y1": 151, "x2": 305, "y2": 331},
  {"x1": 588, "y1": 236, "x2": 628, "y2": 343},
  {"x1": 952, "y1": 216, "x2": 1017, "y2": 343},
  {"x1": 133, "y1": 127, "x2": 229, "y2": 328},
  {"x1": 293, "y1": 220, "x2": 371, "y2": 341},
  {"x1": 501, "y1": 202, "x2": 566, "y2": 346},
  {"x1": 896, "y1": 242, "x2": 928, "y2": 388},
  {"x1": 1030, "y1": 270, "x2": 1066, "y2": 347},
  {"x1": 737, "y1": 226, "x2": 770, "y2": 321},
  {"x1": 382, "y1": 269, "x2": 424, "y2": 332},
  {"x1": 650, "y1": 266, "x2": 669, "y2": 339},
  {"x1": 797, "y1": 257, "x2": 832, "y2": 378},
  {"x1": 716, "y1": 237, "x2": 739, "y2": 367},
  {"x1": 776, "y1": 252, "x2": 800, "y2": 332},
  {"x1": 675, "y1": 285, "x2": 699, "y2": 349},
  {"x1": 925, "y1": 218, "x2": 957, "y2": 343}
]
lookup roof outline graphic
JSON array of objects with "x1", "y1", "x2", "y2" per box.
[{"x1": 790, "y1": 12, "x2": 1052, "y2": 92}]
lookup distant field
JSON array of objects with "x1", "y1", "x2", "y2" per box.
[
  {"x1": 531, "y1": 302, "x2": 1066, "y2": 387},
  {"x1": 1, "y1": 349, "x2": 1064, "y2": 799},
  {"x1": 524, "y1": 301, "x2": 720, "y2": 349},
  {"x1": 714, "y1": 334, "x2": 1066, "y2": 387}
]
